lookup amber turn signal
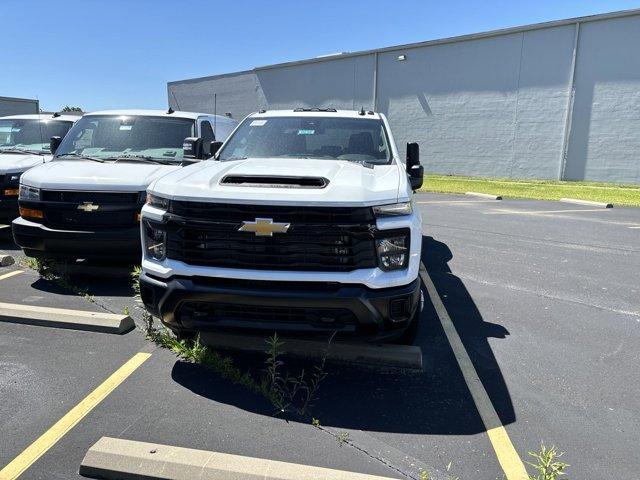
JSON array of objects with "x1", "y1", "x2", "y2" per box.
[
  {"x1": 19, "y1": 207, "x2": 44, "y2": 219},
  {"x1": 3, "y1": 188, "x2": 19, "y2": 197}
]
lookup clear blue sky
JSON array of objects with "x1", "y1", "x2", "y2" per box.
[{"x1": 3, "y1": 0, "x2": 639, "y2": 112}]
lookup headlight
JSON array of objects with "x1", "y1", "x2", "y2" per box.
[
  {"x1": 376, "y1": 234, "x2": 409, "y2": 271},
  {"x1": 146, "y1": 192, "x2": 170, "y2": 210},
  {"x1": 143, "y1": 221, "x2": 166, "y2": 260},
  {"x1": 373, "y1": 202, "x2": 412, "y2": 217},
  {"x1": 19, "y1": 184, "x2": 40, "y2": 201}
]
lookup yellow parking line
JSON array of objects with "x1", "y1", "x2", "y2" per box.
[
  {"x1": 419, "y1": 264, "x2": 527, "y2": 480},
  {"x1": 0, "y1": 270, "x2": 23, "y2": 281},
  {"x1": 0, "y1": 352, "x2": 151, "y2": 480}
]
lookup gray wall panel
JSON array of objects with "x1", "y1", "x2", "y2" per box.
[
  {"x1": 0, "y1": 97, "x2": 39, "y2": 116},
  {"x1": 565, "y1": 15, "x2": 640, "y2": 183}
]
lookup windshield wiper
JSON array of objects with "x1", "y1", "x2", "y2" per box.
[
  {"x1": 114, "y1": 155, "x2": 175, "y2": 165},
  {"x1": 0, "y1": 147, "x2": 43, "y2": 156},
  {"x1": 56, "y1": 153, "x2": 106, "y2": 162}
]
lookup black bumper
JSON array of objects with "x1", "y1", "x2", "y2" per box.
[
  {"x1": 0, "y1": 197, "x2": 18, "y2": 223},
  {"x1": 140, "y1": 273, "x2": 421, "y2": 342},
  {"x1": 12, "y1": 217, "x2": 142, "y2": 260}
]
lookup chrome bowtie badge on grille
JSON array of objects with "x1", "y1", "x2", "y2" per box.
[
  {"x1": 238, "y1": 218, "x2": 290, "y2": 237},
  {"x1": 77, "y1": 202, "x2": 99, "y2": 212}
]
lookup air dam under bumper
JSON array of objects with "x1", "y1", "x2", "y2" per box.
[
  {"x1": 140, "y1": 273, "x2": 421, "y2": 342},
  {"x1": 12, "y1": 217, "x2": 141, "y2": 260}
]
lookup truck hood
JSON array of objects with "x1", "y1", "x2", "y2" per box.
[
  {"x1": 0, "y1": 153, "x2": 51, "y2": 174},
  {"x1": 152, "y1": 158, "x2": 406, "y2": 206},
  {"x1": 20, "y1": 160, "x2": 180, "y2": 191}
]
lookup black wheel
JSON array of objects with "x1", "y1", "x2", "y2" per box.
[{"x1": 393, "y1": 306, "x2": 421, "y2": 345}]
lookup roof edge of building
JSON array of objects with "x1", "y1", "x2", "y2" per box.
[{"x1": 167, "y1": 7, "x2": 640, "y2": 85}]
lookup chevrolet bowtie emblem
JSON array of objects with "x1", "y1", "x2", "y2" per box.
[
  {"x1": 77, "y1": 202, "x2": 99, "y2": 212},
  {"x1": 238, "y1": 218, "x2": 290, "y2": 237}
]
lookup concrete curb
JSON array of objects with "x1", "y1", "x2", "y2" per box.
[
  {"x1": 465, "y1": 191, "x2": 502, "y2": 200},
  {"x1": 79, "y1": 437, "x2": 399, "y2": 480},
  {"x1": 0, "y1": 302, "x2": 134, "y2": 333},
  {"x1": 0, "y1": 255, "x2": 15, "y2": 267},
  {"x1": 200, "y1": 331, "x2": 423, "y2": 370},
  {"x1": 560, "y1": 198, "x2": 613, "y2": 208}
]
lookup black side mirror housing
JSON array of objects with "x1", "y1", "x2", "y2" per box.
[
  {"x1": 210, "y1": 141, "x2": 223, "y2": 158},
  {"x1": 406, "y1": 142, "x2": 423, "y2": 190},
  {"x1": 50, "y1": 136, "x2": 62, "y2": 155},
  {"x1": 183, "y1": 137, "x2": 203, "y2": 161}
]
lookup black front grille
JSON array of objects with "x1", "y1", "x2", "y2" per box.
[
  {"x1": 165, "y1": 202, "x2": 379, "y2": 272},
  {"x1": 170, "y1": 201, "x2": 374, "y2": 224},
  {"x1": 180, "y1": 302, "x2": 357, "y2": 331},
  {"x1": 41, "y1": 190, "x2": 141, "y2": 204},
  {"x1": 39, "y1": 190, "x2": 144, "y2": 230}
]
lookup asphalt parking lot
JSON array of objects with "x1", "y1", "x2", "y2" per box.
[{"x1": 1, "y1": 193, "x2": 639, "y2": 480}]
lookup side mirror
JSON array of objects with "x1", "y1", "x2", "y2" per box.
[
  {"x1": 406, "y1": 142, "x2": 423, "y2": 190},
  {"x1": 50, "y1": 136, "x2": 62, "y2": 155},
  {"x1": 183, "y1": 137, "x2": 203, "y2": 161},
  {"x1": 210, "y1": 141, "x2": 223, "y2": 158}
]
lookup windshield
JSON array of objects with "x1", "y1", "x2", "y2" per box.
[
  {"x1": 54, "y1": 115, "x2": 195, "y2": 163},
  {"x1": 218, "y1": 116, "x2": 391, "y2": 164},
  {"x1": 0, "y1": 119, "x2": 73, "y2": 154}
]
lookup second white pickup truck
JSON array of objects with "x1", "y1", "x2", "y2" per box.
[{"x1": 13, "y1": 109, "x2": 237, "y2": 262}]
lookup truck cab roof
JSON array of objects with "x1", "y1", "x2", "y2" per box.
[
  {"x1": 85, "y1": 109, "x2": 235, "y2": 123},
  {"x1": 249, "y1": 109, "x2": 383, "y2": 120},
  {"x1": 0, "y1": 113, "x2": 79, "y2": 122}
]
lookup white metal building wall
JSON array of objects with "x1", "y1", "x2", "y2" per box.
[{"x1": 168, "y1": 9, "x2": 640, "y2": 183}]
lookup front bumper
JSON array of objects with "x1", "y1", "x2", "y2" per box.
[
  {"x1": 140, "y1": 272, "x2": 421, "y2": 342},
  {"x1": 0, "y1": 197, "x2": 18, "y2": 223},
  {"x1": 12, "y1": 217, "x2": 142, "y2": 260}
]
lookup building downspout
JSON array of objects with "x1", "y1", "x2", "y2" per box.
[
  {"x1": 559, "y1": 22, "x2": 580, "y2": 180},
  {"x1": 372, "y1": 52, "x2": 379, "y2": 111}
]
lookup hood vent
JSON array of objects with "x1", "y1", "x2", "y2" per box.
[{"x1": 221, "y1": 175, "x2": 329, "y2": 189}]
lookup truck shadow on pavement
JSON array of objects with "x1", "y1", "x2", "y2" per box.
[{"x1": 171, "y1": 235, "x2": 516, "y2": 435}]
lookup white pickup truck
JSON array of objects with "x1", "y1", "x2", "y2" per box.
[
  {"x1": 12, "y1": 109, "x2": 237, "y2": 262},
  {"x1": 0, "y1": 113, "x2": 77, "y2": 223},
  {"x1": 139, "y1": 108, "x2": 424, "y2": 343}
]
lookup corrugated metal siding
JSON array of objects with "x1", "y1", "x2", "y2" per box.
[
  {"x1": 168, "y1": 11, "x2": 640, "y2": 183},
  {"x1": 0, "y1": 97, "x2": 39, "y2": 116}
]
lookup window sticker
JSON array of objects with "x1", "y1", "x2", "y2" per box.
[
  {"x1": 297, "y1": 129, "x2": 315, "y2": 135},
  {"x1": 250, "y1": 120, "x2": 267, "y2": 127},
  {"x1": 119, "y1": 125, "x2": 133, "y2": 131}
]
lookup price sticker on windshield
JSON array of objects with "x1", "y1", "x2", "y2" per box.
[
  {"x1": 250, "y1": 120, "x2": 267, "y2": 127},
  {"x1": 297, "y1": 129, "x2": 315, "y2": 135}
]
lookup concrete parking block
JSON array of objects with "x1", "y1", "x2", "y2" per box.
[
  {"x1": 465, "y1": 191, "x2": 502, "y2": 200},
  {"x1": 0, "y1": 254, "x2": 15, "y2": 267},
  {"x1": 79, "y1": 437, "x2": 399, "y2": 480},
  {"x1": 560, "y1": 197, "x2": 613, "y2": 208},
  {"x1": 0, "y1": 302, "x2": 134, "y2": 333},
  {"x1": 199, "y1": 331, "x2": 423, "y2": 370}
]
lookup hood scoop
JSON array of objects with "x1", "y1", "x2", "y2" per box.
[{"x1": 221, "y1": 175, "x2": 329, "y2": 189}]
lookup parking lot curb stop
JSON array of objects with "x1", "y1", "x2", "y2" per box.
[
  {"x1": 0, "y1": 302, "x2": 135, "y2": 333},
  {"x1": 560, "y1": 197, "x2": 613, "y2": 208},
  {"x1": 465, "y1": 191, "x2": 502, "y2": 200},
  {"x1": 79, "y1": 437, "x2": 399, "y2": 480}
]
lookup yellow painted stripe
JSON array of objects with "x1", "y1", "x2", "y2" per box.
[
  {"x1": 0, "y1": 270, "x2": 23, "y2": 281},
  {"x1": 419, "y1": 265, "x2": 528, "y2": 480},
  {"x1": 0, "y1": 352, "x2": 151, "y2": 480}
]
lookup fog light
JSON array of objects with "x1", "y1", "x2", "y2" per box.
[
  {"x1": 4, "y1": 189, "x2": 19, "y2": 197},
  {"x1": 376, "y1": 235, "x2": 408, "y2": 271},
  {"x1": 19, "y1": 207, "x2": 43, "y2": 220},
  {"x1": 143, "y1": 221, "x2": 166, "y2": 260}
]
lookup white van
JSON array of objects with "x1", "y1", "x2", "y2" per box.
[
  {"x1": 0, "y1": 113, "x2": 77, "y2": 223},
  {"x1": 13, "y1": 109, "x2": 237, "y2": 262}
]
